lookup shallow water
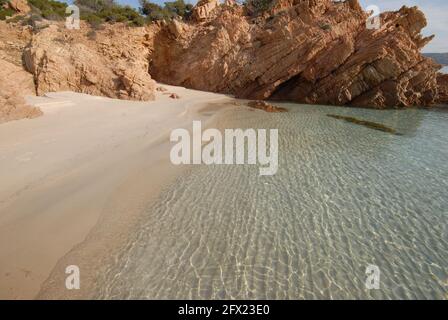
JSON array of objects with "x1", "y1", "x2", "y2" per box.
[
  {"x1": 95, "y1": 103, "x2": 448, "y2": 299},
  {"x1": 440, "y1": 66, "x2": 448, "y2": 74}
]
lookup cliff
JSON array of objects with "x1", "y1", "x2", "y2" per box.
[
  {"x1": 150, "y1": 0, "x2": 443, "y2": 108},
  {"x1": 23, "y1": 22, "x2": 157, "y2": 100}
]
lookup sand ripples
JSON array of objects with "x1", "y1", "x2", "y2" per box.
[{"x1": 95, "y1": 105, "x2": 448, "y2": 299}]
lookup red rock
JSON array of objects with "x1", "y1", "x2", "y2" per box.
[
  {"x1": 150, "y1": 0, "x2": 441, "y2": 108},
  {"x1": 23, "y1": 23, "x2": 156, "y2": 101}
]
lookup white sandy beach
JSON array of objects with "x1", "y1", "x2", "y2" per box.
[{"x1": 0, "y1": 85, "x2": 235, "y2": 299}]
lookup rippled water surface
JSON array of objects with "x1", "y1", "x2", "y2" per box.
[{"x1": 96, "y1": 103, "x2": 448, "y2": 299}]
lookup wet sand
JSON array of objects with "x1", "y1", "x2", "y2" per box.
[{"x1": 0, "y1": 85, "x2": 234, "y2": 299}]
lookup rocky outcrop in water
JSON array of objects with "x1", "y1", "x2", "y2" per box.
[{"x1": 150, "y1": 0, "x2": 442, "y2": 108}]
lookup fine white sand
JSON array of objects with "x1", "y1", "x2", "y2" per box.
[{"x1": 0, "y1": 85, "x2": 235, "y2": 299}]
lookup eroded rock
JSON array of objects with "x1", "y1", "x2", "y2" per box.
[
  {"x1": 151, "y1": 0, "x2": 441, "y2": 108},
  {"x1": 7, "y1": 0, "x2": 31, "y2": 14},
  {"x1": 24, "y1": 23, "x2": 156, "y2": 101}
]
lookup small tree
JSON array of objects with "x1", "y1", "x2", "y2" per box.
[
  {"x1": 164, "y1": 0, "x2": 192, "y2": 18},
  {"x1": 139, "y1": 0, "x2": 192, "y2": 22}
]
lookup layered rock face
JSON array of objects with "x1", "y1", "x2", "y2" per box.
[
  {"x1": 150, "y1": 0, "x2": 442, "y2": 108},
  {"x1": 24, "y1": 22, "x2": 157, "y2": 101}
]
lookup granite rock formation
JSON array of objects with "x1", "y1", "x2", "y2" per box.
[
  {"x1": 1, "y1": 0, "x2": 448, "y2": 125},
  {"x1": 24, "y1": 22, "x2": 157, "y2": 101},
  {"x1": 150, "y1": 0, "x2": 443, "y2": 108},
  {"x1": 436, "y1": 74, "x2": 448, "y2": 105}
]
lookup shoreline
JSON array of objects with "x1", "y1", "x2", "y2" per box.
[{"x1": 0, "y1": 85, "x2": 236, "y2": 299}]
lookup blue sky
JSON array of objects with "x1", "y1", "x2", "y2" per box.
[{"x1": 66, "y1": 0, "x2": 447, "y2": 52}]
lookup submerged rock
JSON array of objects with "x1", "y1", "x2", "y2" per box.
[
  {"x1": 247, "y1": 100, "x2": 287, "y2": 112},
  {"x1": 327, "y1": 114, "x2": 402, "y2": 135}
]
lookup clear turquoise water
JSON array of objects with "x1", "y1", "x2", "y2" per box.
[{"x1": 96, "y1": 104, "x2": 448, "y2": 299}]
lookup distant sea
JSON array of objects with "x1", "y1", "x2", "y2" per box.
[{"x1": 441, "y1": 66, "x2": 448, "y2": 73}]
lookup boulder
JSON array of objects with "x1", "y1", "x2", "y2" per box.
[
  {"x1": 24, "y1": 23, "x2": 156, "y2": 101},
  {"x1": 247, "y1": 100, "x2": 287, "y2": 112},
  {"x1": 7, "y1": 0, "x2": 31, "y2": 14},
  {"x1": 192, "y1": 0, "x2": 220, "y2": 22}
]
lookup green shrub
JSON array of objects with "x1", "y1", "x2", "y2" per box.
[
  {"x1": 83, "y1": 12, "x2": 103, "y2": 28},
  {"x1": 6, "y1": 13, "x2": 25, "y2": 23},
  {"x1": 28, "y1": 0, "x2": 68, "y2": 20},
  {"x1": 0, "y1": 8, "x2": 15, "y2": 20},
  {"x1": 0, "y1": 0, "x2": 15, "y2": 20},
  {"x1": 76, "y1": 0, "x2": 146, "y2": 27},
  {"x1": 139, "y1": 0, "x2": 192, "y2": 22}
]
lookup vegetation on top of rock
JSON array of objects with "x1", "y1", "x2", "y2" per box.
[
  {"x1": 139, "y1": 0, "x2": 193, "y2": 22},
  {"x1": 0, "y1": 0, "x2": 16, "y2": 20},
  {"x1": 28, "y1": 0, "x2": 67, "y2": 20},
  {"x1": 75, "y1": 0, "x2": 145, "y2": 26},
  {"x1": 1, "y1": 0, "x2": 194, "y2": 24}
]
